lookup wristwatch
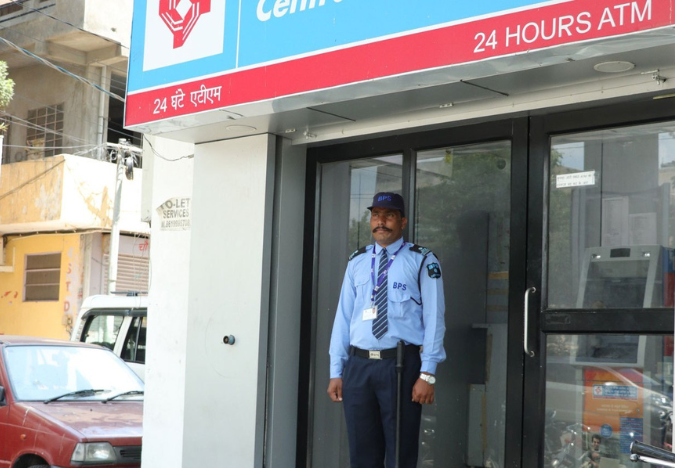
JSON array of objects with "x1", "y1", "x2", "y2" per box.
[{"x1": 419, "y1": 373, "x2": 436, "y2": 385}]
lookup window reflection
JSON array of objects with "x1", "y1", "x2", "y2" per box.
[
  {"x1": 545, "y1": 335, "x2": 673, "y2": 467},
  {"x1": 548, "y1": 122, "x2": 675, "y2": 309},
  {"x1": 416, "y1": 141, "x2": 511, "y2": 467}
]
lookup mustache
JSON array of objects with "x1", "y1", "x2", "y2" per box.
[{"x1": 373, "y1": 227, "x2": 392, "y2": 233}]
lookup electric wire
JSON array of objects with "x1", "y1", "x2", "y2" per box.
[
  {"x1": 0, "y1": 7, "x2": 129, "y2": 90},
  {"x1": 0, "y1": 36, "x2": 125, "y2": 102},
  {"x1": 142, "y1": 136, "x2": 194, "y2": 162},
  {"x1": 0, "y1": 109, "x2": 89, "y2": 144},
  {"x1": 10, "y1": 92, "x2": 139, "y2": 143},
  {"x1": 0, "y1": 158, "x2": 65, "y2": 201},
  {"x1": 13, "y1": 1, "x2": 130, "y2": 51}
]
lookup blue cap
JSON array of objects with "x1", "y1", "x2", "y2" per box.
[{"x1": 367, "y1": 192, "x2": 405, "y2": 217}]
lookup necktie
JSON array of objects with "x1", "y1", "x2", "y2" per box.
[{"x1": 372, "y1": 248, "x2": 388, "y2": 339}]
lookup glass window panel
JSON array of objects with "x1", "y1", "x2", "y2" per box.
[
  {"x1": 545, "y1": 334, "x2": 673, "y2": 467},
  {"x1": 548, "y1": 122, "x2": 675, "y2": 309},
  {"x1": 82, "y1": 315, "x2": 124, "y2": 350},
  {"x1": 24, "y1": 285, "x2": 59, "y2": 301},
  {"x1": 122, "y1": 317, "x2": 147, "y2": 363},
  {"x1": 415, "y1": 141, "x2": 511, "y2": 467},
  {"x1": 26, "y1": 253, "x2": 61, "y2": 269}
]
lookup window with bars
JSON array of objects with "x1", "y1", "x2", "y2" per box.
[
  {"x1": 24, "y1": 253, "x2": 61, "y2": 301},
  {"x1": 26, "y1": 104, "x2": 64, "y2": 158}
]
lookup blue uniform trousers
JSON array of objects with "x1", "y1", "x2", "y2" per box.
[{"x1": 342, "y1": 346, "x2": 422, "y2": 468}]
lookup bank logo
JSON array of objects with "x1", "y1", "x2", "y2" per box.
[
  {"x1": 159, "y1": 0, "x2": 212, "y2": 49},
  {"x1": 143, "y1": 0, "x2": 225, "y2": 71}
]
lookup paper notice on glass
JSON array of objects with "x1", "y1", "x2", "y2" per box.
[
  {"x1": 629, "y1": 212, "x2": 657, "y2": 245},
  {"x1": 556, "y1": 171, "x2": 596, "y2": 189},
  {"x1": 602, "y1": 197, "x2": 630, "y2": 247}
]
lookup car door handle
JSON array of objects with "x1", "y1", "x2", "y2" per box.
[{"x1": 524, "y1": 287, "x2": 536, "y2": 357}]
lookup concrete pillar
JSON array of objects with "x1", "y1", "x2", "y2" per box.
[
  {"x1": 182, "y1": 135, "x2": 276, "y2": 466},
  {"x1": 141, "y1": 136, "x2": 194, "y2": 467},
  {"x1": 142, "y1": 134, "x2": 306, "y2": 467}
]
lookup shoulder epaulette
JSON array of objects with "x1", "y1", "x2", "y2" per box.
[
  {"x1": 348, "y1": 246, "x2": 368, "y2": 261},
  {"x1": 409, "y1": 244, "x2": 433, "y2": 257}
]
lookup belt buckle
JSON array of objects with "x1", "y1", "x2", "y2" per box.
[{"x1": 369, "y1": 350, "x2": 381, "y2": 360}]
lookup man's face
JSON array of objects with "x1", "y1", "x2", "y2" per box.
[
  {"x1": 370, "y1": 207, "x2": 407, "y2": 247},
  {"x1": 592, "y1": 438, "x2": 601, "y2": 450}
]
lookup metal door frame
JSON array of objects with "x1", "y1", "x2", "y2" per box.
[
  {"x1": 522, "y1": 97, "x2": 675, "y2": 467},
  {"x1": 298, "y1": 118, "x2": 530, "y2": 467}
]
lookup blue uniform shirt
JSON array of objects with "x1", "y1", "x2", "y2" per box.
[{"x1": 329, "y1": 237, "x2": 446, "y2": 378}]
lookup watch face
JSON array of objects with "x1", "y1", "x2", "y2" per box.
[{"x1": 422, "y1": 374, "x2": 436, "y2": 384}]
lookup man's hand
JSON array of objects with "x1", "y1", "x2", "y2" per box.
[
  {"x1": 412, "y1": 376, "x2": 435, "y2": 405},
  {"x1": 327, "y1": 378, "x2": 343, "y2": 402}
]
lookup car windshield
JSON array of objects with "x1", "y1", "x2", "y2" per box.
[{"x1": 3, "y1": 345, "x2": 143, "y2": 402}]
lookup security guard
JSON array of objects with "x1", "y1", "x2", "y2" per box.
[{"x1": 328, "y1": 192, "x2": 446, "y2": 468}]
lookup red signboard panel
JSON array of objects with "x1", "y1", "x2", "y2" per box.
[{"x1": 126, "y1": 0, "x2": 672, "y2": 127}]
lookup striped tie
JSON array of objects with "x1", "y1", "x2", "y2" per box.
[{"x1": 372, "y1": 248, "x2": 388, "y2": 339}]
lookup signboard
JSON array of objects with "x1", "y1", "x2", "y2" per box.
[{"x1": 126, "y1": 0, "x2": 673, "y2": 127}]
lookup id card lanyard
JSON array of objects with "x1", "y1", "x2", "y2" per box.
[{"x1": 370, "y1": 241, "x2": 406, "y2": 306}]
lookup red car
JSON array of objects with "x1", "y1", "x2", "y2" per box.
[{"x1": 0, "y1": 336, "x2": 143, "y2": 468}]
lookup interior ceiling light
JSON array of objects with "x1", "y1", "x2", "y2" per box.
[
  {"x1": 654, "y1": 93, "x2": 675, "y2": 100},
  {"x1": 225, "y1": 124, "x2": 257, "y2": 132},
  {"x1": 593, "y1": 61, "x2": 635, "y2": 73}
]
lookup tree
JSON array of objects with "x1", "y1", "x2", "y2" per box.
[{"x1": 0, "y1": 61, "x2": 15, "y2": 131}]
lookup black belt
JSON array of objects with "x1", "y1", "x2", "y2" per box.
[{"x1": 350, "y1": 344, "x2": 420, "y2": 360}]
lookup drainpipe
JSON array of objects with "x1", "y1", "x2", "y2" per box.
[
  {"x1": 96, "y1": 66, "x2": 108, "y2": 160},
  {"x1": 0, "y1": 238, "x2": 15, "y2": 273},
  {"x1": 0, "y1": 134, "x2": 3, "y2": 189}
]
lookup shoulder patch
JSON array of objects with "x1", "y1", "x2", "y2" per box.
[
  {"x1": 410, "y1": 244, "x2": 433, "y2": 257},
  {"x1": 348, "y1": 246, "x2": 368, "y2": 261},
  {"x1": 427, "y1": 262, "x2": 442, "y2": 279}
]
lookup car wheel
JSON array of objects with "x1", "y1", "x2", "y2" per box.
[{"x1": 29, "y1": 465, "x2": 49, "y2": 468}]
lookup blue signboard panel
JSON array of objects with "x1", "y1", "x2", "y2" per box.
[{"x1": 128, "y1": 0, "x2": 550, "y2": 92}]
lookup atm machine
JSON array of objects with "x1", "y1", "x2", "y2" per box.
[{"x1": 576, "y1": 245, "x2": 675, "y2": 309}]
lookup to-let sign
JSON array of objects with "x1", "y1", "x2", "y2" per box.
[{"x1": 157, "y1": 197, "x2": 191, "y2": 231}]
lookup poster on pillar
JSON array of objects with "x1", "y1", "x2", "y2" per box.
[{"x1": 125, "y1": 0, "x2": 675, "y2": 129}]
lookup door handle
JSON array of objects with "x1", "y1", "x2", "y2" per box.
[{"x1": 524, "y1": 287, "x2": 536, "y2": 357}]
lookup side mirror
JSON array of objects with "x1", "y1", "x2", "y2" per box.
[{"x1": 0, "y1": 386, "x2": 5, "y2": 406}]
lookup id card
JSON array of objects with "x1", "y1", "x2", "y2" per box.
[{"x1": 362, "y1": 307, "x2": 378, "y2": 321}]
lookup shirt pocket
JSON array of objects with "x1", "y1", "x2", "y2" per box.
[
  {"x1": 354, "y1": 274, "x2": 371, "y2": 303},
  {"x1": 389, "y1": 288, "x2": 413, "y2": 317}
]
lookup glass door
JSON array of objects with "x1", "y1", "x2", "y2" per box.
[
  {"x1": 301, "y1": 120, "x2": 529, "y2": 467},
  {"x1": 526, "y1": 99, "x2": 675, "y2": 468}
]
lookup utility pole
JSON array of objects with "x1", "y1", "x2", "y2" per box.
[{"x1": 107, "y1": 138, "x2": 137, "y2": 294}]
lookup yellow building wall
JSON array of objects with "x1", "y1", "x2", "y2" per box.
[
  {"x1": 0, "y1": 157, "x2": 64, "y2": 224},
  {"x1": 0, "y1": 233, "x2": 84, "y2": 339}
]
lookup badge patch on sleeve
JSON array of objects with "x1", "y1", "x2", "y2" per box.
[{"x1": 427, "y1": 263, "x2": 441, "y2": 279}]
